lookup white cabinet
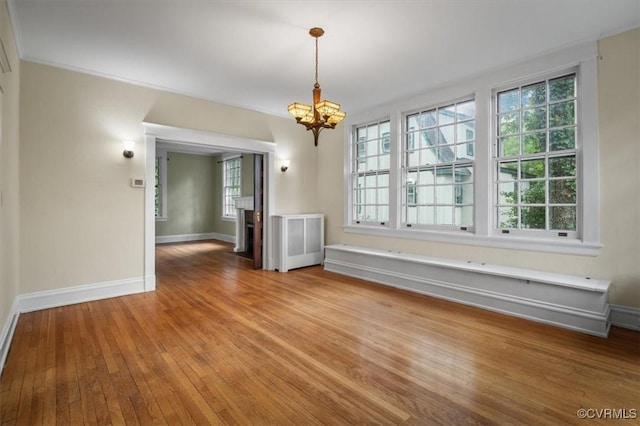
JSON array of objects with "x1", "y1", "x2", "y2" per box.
[{"x1": 273, "y1": 214, "x2": 324, "y2": 272}]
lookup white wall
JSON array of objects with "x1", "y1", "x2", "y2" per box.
[{"x1": 318, "y1": 28, "x2": 640, "y2": 308}]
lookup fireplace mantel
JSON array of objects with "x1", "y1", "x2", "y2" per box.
[{"x1": 233, "y1": 196, "x2": 254, "y2": 252}]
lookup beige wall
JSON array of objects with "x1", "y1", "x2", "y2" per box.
[
  {"x1": 318, "y1": 28, "x2": 640, "y2": 308},
  {"x1": 19, "y1": 60, "x2": 320, "y2": 294},
  {"x1": 0, "y1": 0, "x2": 20, "y2": 339}
]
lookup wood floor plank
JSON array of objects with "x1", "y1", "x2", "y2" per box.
[{"x1": 1, "y1": 239, "x2": 639, "y2": 425}]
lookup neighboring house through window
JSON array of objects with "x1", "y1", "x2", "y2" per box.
[
  {"x1": 343, "y1": 42, "x2": 599, "y2": 255},
  {"x1": 403, "y1": 99, "x2": 475, "y2": 229},
  {"x1": 353, "y1": 120, "x2": 391, "y2": 225}
]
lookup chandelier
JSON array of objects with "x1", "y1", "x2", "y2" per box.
[{"x1": 288, "y1": 27, "x2": 346, "y2": 146}]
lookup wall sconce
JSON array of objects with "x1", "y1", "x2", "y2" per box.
[
  {"x1": 281, "y1": 159, "x2": 290, "y2": 172},
  {"x1": 123, "y1": 140, "x2": 135, "y2": 158}
]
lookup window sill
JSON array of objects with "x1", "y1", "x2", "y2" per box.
[
  {"x1": 343, "y1": 225, "x2": 601, "y2": 256},
  {"x1": 155, "y1": 216, "x2": 168, "y2": 222},
  {"x1": 221, "y1": 216, "x2": 237, "y2": 222}
]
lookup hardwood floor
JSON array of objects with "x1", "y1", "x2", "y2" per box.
[{"x1": 2, "y1": 240, "x2": 638, "y2": 425}]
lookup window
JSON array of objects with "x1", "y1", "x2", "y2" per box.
[
  {"x1": 403, "y1": 100, "x2": 475, "y2": 229},
  {"x1": 155, "y1": 150, "x2": 167, "y2": 220},
  {"x1": 222, "y1": 156, "x2": 242, "y2": 218},
  {"x1": 343, "y1": 42, "x2": 599, "y2": 254},
  {"x1": 353, "y1": 120, "x2": 390, "y2": 225},
  {"x1": 495, "y1": 74, "x2": 577, "y2": 236}
]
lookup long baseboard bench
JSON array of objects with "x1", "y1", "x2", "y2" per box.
[{"x1": 324, "y1": 244, "x2": 611, "y2": 337}]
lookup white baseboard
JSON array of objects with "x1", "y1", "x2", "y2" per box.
[
  {"x1": 610, "y1": 305, "x2": 640, "y2": 331},
  {"x1": 18, "y1": 277, "x2": 146, "y2": 313},
  {"x1": 155, "y1": 232, "x2": 235, "y2": 244},
  {"x1": 324, "y1": 245, "x2": 611, "y2": 337},
  {"x1": 0, "y1": 298, "x2": 20, "y2": 374},
  {"x1": 1, "y1": 276, "x2": 146, "y2": 372}
]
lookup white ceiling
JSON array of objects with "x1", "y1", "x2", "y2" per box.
[{"x1": 10, "y1": 0, "x2": 640, "y2": 118}]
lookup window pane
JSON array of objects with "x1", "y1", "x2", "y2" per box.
[
  {"x1": 498, "y1": 182, "x2": 517, "y2": 204},
  {"x1": 549, "y1": 75, "x2": 575, "y2": 101},
  {"x1": 457, "y1": 122, "x2": 474, "y2": 141},
  {"x1": 458, "y1": 143, "x2": 475, "y2": 160},
  {"x1": 366, "y1": 156, "x2": 378, "y2": 170},
  {"x1": 407, "y1": 206, "x2": 417, "y2": 223},
  {"x1": 499, "y1": 112, "x2": 519, "y2": 135},
  {"x1": 365, "y1": 174, "x2": 376, "y2": 187},
  {"x1": 367, "y1": 124, "x2": 378, "y2": 140},
  {"x1": 522, "y1": 132, "x2": 546, "y2": 154},
  {"x1": 366, "y1": 140, "x2": 378, "y2": 156},
  {"x1": 422, "y1": 110, "x2": 437, "y2": 128},
  {"x1": 419, "y1": 169, "x2": 435, "y2": 185},
  {"x1": 439, "y1": 105, "x2": 455, "y2": 125},
  {"x1": 407, "y1": 170, "x2": 418, "y2": 185},
  {"x1": 455, "y1": 205, "x2": 474, "y2": 226},
  {"x1": 456, "y1": 100, "x2": 476, "y2": 121},
  {"x1": 498, "y1": 89, "x2": 519, "y2": 113},
  {"x1": 380, "y1": 121, "x2": 390, "y2": 136},
  {"x1": 421, "y1": 128, "x2": 437, "y2": 147},
  {"x1": 418, "y1": 206, "x2": 436, "y2": 225},
  {"x1": 455, "y1": 183, "x2": 473, "y2": 205},
  {"x1": 550, "y1": 179, "x2": 576, "y2": 203},
  {"x1": 522, "y1": 107, "x2": 547, "y2": 131},
  {"x1": 500, "y1": 136, "x2": 520, "y2": 157},
  {"x1": 549, "y1": 155, "x2": 575, "y2": 177},
  {"x1": 520, "y1": 159, "x2": 545, "y2": 179},
  {"x1": 521, "y1": 181, "x2": 545, "y2": 204},
  {"x1": 437, "y1": 206, "x2": 454, "y2": 225},
  {"x1": 378, "y1": 173, "x2": 389, "y2": 187},
  {"x1": 407, "y1": 150, "x2": 420, "y2": 167},
  {"x1": 377, "y1": 188, "x2": 389, "y2": 204},
  {"x1": 439, "y1": 125, "x2": 455, "y2": 145},
  {"x1": 498, "y1": 207, "x2": 518, "y2": 228},
  {"x1": 522, "y1": 82, "x2": 546, "y2": 106},
  {"x1": 498, "y1": 161, "x2": 518, "y2": 181},
  {"x1": 407, "y1": 113, "x2": 419, "y2": 130},
  {"x1": 436, "y1": 166, "x2": 452, "y2": 181},
  {"x1": 378, "y1": 206, "x2": 389, "y2": 222},
  {"x1": 549, "y1": 128, "x2": 575, "y2": 151},
  {"x1": 549, "y1": 101, "x2": 575, "y2": 127},
  {"x1": 521, "y1": 206, "x2": 546, "y2": 229},
  {"x1": 436, "y1": 185, "x2": 454, "y2": 204},
  {"x1": 550, "y1": 206, "x2": 576, "y2": 230},
  {"x1": 418, "y1": 186, "x2": 435, "y2": 204},
  {"x1": 379, "y1": 154, "x2": 390, "y2": 169}
]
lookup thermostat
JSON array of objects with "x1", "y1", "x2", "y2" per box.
[{"x1": 131, "y1": 178, "x2": 145, "y2": 188}]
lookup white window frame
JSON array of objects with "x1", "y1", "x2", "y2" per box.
[
  {"x1": 352, "y1": 119, "x2": 392, "y2": 226},
  {"x1": 493, "y1": 70, "x2": 579, "y2": 239},
  {"x1": 343, "y1": 41, "x2": 600, "y2": 256},
  {"x1": 401, "y1": 98, "x2": 476, "y2": 232},
  {"x1": 222, "y1": 154, "x2": 242, "y2": 220},
  {"x1": 155, "y1": 149, "x2": 168, "y2": 221}
]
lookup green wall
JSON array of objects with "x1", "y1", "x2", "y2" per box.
[{"x1": 156, "y1": 152, "x2": 254, "y2": 238}]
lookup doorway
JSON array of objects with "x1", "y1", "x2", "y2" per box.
[{"x1": 142, "y1": 123, "x2": 276, "y2": 292}]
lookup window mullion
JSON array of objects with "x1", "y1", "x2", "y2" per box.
[{"x1": 475, "y1": 89, "x2": 492, "y2": 236}]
